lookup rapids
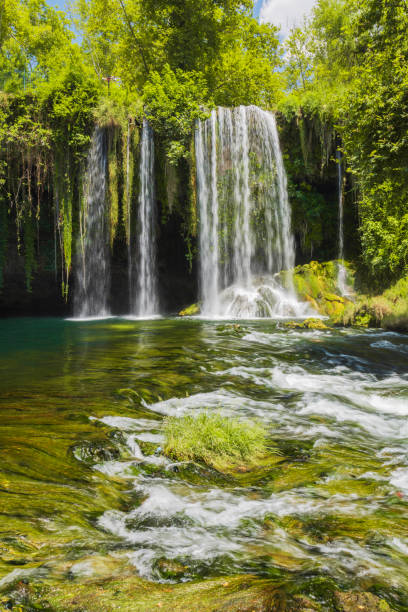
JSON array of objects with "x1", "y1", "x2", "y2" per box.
[{"x1": 0, "y1": 318, "x2": 407, "y2": 608}]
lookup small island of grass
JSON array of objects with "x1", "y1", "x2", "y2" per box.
[{"x1": 163, "y1": 412, "x2": 276, "y2": 472}]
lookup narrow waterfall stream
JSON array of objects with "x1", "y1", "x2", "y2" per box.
[
  {"x1": 196, "y1": 106, "x2": 310, "y2": 319},
  {"x1": 74, "y1": 127, "x2": 110, "y2": 318},
  {"x1": 337, "y1": 149, "x2": 347, "y2": 294},
  {"x1": 130, "y1": 120, "x2": 159, "y2": 317}
]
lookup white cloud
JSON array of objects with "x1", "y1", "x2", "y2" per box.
[{"x1": 259, "y1": 0, "x2": 316, "y2": 37}]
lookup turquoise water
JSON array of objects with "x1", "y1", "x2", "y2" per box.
[{"x1": 0, "y1": 318, "x2": 408, "y2": 608}]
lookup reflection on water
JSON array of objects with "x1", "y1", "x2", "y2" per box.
[{"x1": 0, "y1": 318, "x2": 408, "y2": 606}]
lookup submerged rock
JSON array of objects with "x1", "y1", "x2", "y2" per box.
[
  {"x1": 216, "y1": 323, "x2": 247, "y2": 337},
  {"x1": 72, "y1": 440, "x2": 120, "y2": 464},
  {"x1": 8, "y1": 575, "x2": 286, "y2": 611},
  {"x1": 154, "y1": 558, "x2": 189, "y2": 580},
  {"x1": 335, "y1": 591, "x2": 392, "y2": 611}
]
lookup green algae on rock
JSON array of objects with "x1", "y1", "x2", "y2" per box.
[
  {"x1": 1, "y1": 575, "x2": 397, "y2": 612},
  {"x1": 280, "y1": 260, "x2": 355, "y2": 324},
  {"x1": 179, "y1": 303, "x2": 201, "y2": 316},
  {"x1": 335, "y1": 591, "x2": 392, "y2": 611},
  {"x1": 284, "y1": 318, "x2": 329, "y2": 330},
  {"x1": 342, "y1": 276, "x2": 408, "y2": 331}
]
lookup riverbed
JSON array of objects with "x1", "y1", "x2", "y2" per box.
[{"x1": 0, "y1": 318, "x2": 407, "y2": 609}]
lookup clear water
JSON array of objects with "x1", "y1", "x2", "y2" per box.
[{"x1": 0, "y1": 318, "x2": 407, "y2": 607}]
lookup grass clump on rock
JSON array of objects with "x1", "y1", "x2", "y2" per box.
[{"x1": 163, "y1": 412, "x2": 271, "y2": 472}]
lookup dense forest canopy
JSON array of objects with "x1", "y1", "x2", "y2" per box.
[
  {"x1": 0, "y1": 0, "x2": 407, "y2": 302},
  {"x1": 284, "y1": 0, "x2": 408, "y2": 286}
]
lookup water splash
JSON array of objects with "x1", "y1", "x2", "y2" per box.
[
  {"x1": 130, "y1": 120, "x2": 159, "y2": 317},
  {"x1": 74, "y1": 127, "x2": 110, "y2": 318},
  {"x1": 196, "y1": 106, "x2": 302, "y2": 318}
]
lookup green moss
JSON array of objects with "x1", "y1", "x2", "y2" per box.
[
  {"x1": 0, "y1": 197, "x2": 8, "y2": 292},
  {"x1": 4, "y1": 575, "x2": 397, "y2": 612},
  {"x1": 179, "y1": 302, "x2": 200, "y2": 316},
  {"x1": 216, "y1": 323, "x2": 247, "y2": 336},
  {"x1": 23, "y1": 206, "x2": 36, "y2": 292},
  {"x1": 1, "y1": 574, "x2": 287, "y2": 612},
  {"x1": 284, "y1": 318, "x2": 329, "y2": 330},
  {"x1": 283, "y1": 260, "x2": 355, "y2": 324},
  {"x1": 108, "y1": 128, "x2": 119, "y2": 248},
  {"x1": 342, "y1": 276, "x2": 408, "y2": 331},
  {"x1": 163, "y1": 412, "x2": 274, "y2": 472},
  {"x1": 335, "y1": 591, "x2": 392, "y2": 612}
]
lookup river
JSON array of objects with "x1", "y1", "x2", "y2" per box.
[{"x1": 0, "y1": 317, "x2": 407, "y2": 609}]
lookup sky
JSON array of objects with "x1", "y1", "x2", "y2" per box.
[{"x1": 259, "y1": 0, "x2": 316, "y2": 37}]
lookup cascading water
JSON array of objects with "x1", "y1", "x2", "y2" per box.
[
  {"x1": 126, "y1": 121, "x2": 132, "y2": 308},
  {"x1": 130, "y1": 120, "x2": 159, "y2": 317},
  {"x1": 74, "y1": 127, "x2": 110, "y2": 318},
  {"x1": 196, "y1": 105, "x2": 310, "y2": 318},
  {"x1": 336, "y1": 150, "x2": 347, "y2": 295}
]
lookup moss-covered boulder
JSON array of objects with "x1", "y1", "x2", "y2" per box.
[
  {"x1": 284, "y1": 318, "x2": 329, "y2": 330},
  {"x1": 343, "y1": 276, "x2": 408, "y2": 330},
  {"x1": 179, "y1": 303, "x2": 200, "y2": 316},
  {"x1": 280, "y1": 260, "x2": 355, "y2": 324},
  {"x1": 335, "y1": 591, "x2": 392, "y2": 611}
]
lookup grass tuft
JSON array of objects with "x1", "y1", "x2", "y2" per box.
[{"x1": 163, "y1": 412, "x2": 272, "y2": 471}]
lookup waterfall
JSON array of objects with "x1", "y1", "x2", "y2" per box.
[
  {"x1": 336, "y1": 150, "x2": 348, "y2": 295},
  {"x1": 196, "y1": 105, "x2": 307, "y2": 318},
  {"x1": 126, "y1": 121, "x2": 131, "y2": 299},
  {"x1": 196, "y1": 111, "x2": 220, "y2": 316},
  {"x1": 74, "y1": 127, "x2": 110, "y2": 318},
  {"x1": 130, "y1": 120, "x2": 158, "y2": 317}
]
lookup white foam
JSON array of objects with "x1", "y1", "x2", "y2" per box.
[
  {"x1": 94, "y1": 416, "x2": 159, "y2": 431},
  {"x1": 390, "y1": 468, "x2": 408, "y2": 493}
]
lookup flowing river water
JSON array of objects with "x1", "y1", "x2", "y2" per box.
[{"x1": 0, "y1": 318, "x2": 408, "y2": 608}]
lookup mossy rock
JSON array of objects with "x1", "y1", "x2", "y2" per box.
[
  {"x1": 335, "y1": 591, "x2": 392, "y2": 611},
  {"x1": 285, "y1": 318, "x2": 329, "y2": 330},
  {"x1": 338, "y1": 274, "x2": 408, "y2": 330},
  {"x1": 8, "y1": 575, "x2": 286, "y2": 612},
  {"x1": 288, "y1": 595, "x2": 322, "y2": 611},
  {"x1": 283, "y1": 260, "x2": 356, "y2": 323},
  {"x1": 216, "y1": 323, "x2": 246, "y2": 337},
  {"x1": 179, "y1": 303, "x2": 200, "y2": 316},
  {"x1": 72, "y1": 440, "x2": 121, "y2": 464},
  {"x1": 154, "y1": 557, "x2": 190, "y2": 580}
]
